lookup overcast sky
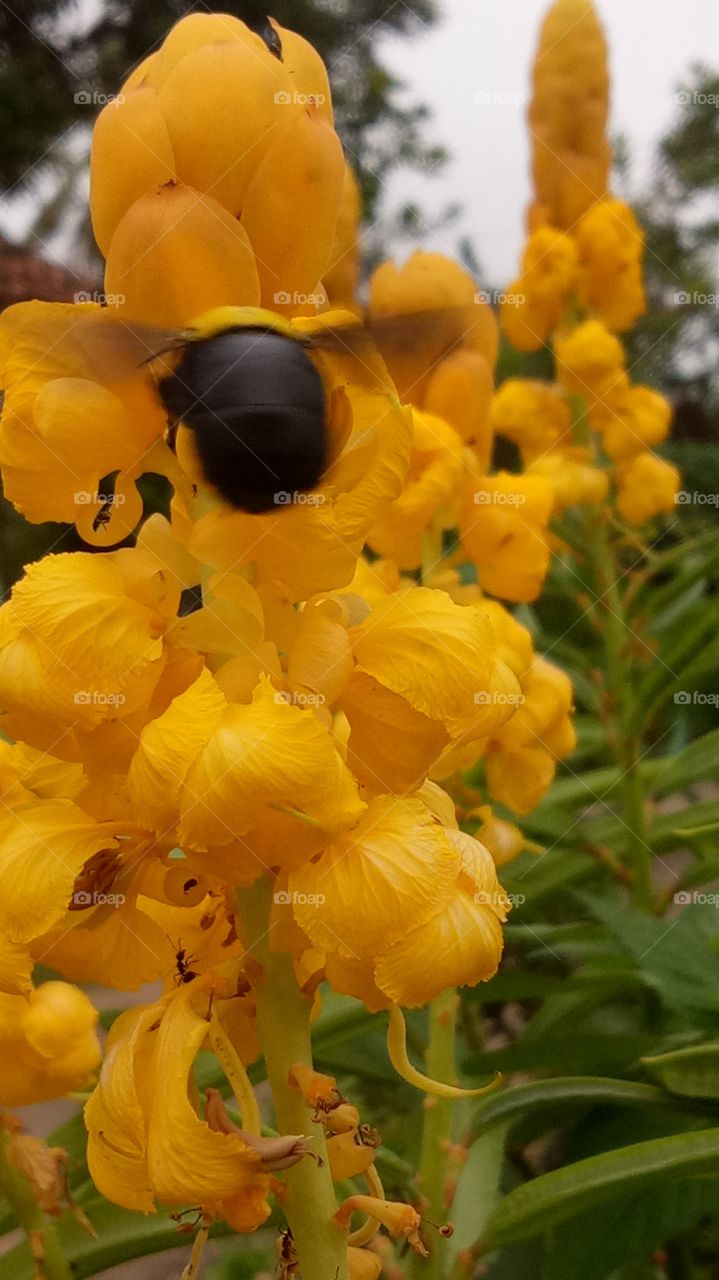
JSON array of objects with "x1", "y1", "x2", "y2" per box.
[{"x1": 377, "y1": 0, "x2": 716, "y2": 283}]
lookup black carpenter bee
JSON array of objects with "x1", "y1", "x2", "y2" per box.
[{"x1": 71, "y1": 303, "x2": 481, "y2": 515}]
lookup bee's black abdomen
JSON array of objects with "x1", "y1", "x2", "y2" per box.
[{"x1": 159, "y1": 328, "x2": 328, "y2": 514}]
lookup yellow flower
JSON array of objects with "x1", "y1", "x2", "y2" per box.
[
  {"x1": 85, "y1": 985, "x2": 273, "y2": 1229},
  {"x1": 0, "y1": 982, "x2": 100, "y2": 1105},
  {"x1": 502, "y1": 228, "x2": 578, "y2": 351},
  {"x1": 0, "y1": 301, "x2": 166, "y2": 539},
  {"x1": 290, "y1": 794, "x2": 508, "y2": 1007},
  {"x1": 615, "y1": 452, "x2": 680, "y2": 524},
  {"x1": 424, "y1": 347, "x2": 495, "y2": 466},
  {"x1": 368, "y1": 250, "x2": 498, "y2": 404},
  {"x1": 460, "y1": 471, "x2": 554, "y2": 603},
  {"x1": 490, "y1": 380, "x2": 572, "y2": 462},
  {"x1": 555, "y1": 319, "x2": 627, "y2": 399},
  {"x1": 92, "y1": 15, "x2": 342, "y2": 315},
  {"x1": 528, "y1": 0, "x2": 611, "y2": 230},
  {"x1": 593, "y1": 385, "x2": 673, "y2": 461},
  {"x1": 485, "y1": 657, "x2": 576, "y2": 813},
  {"x1": 0, "y1": 548, "x2": 177, "y2": 748},
  {"x1": 527, "y1": 448, "x2": 610, "y2": 512},
  {"x1": 366, "y1": 409, "x2": 465, "y2": 569},
  {"x1": 576, "y1": 198, "x2": 646, "y2": 331}
]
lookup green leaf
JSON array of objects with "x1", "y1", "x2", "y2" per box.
[
  {"x1": 479, "y1": 1127, "x2": 719, "y2": 1251},
  {"x1": 652, "y1": 727, "x2": 719, "y2": 795},
  {"x1": 642, "y1": 1042, "x2": 719, "y2": 1099},
  {"x1": 472, "y1": 1077, "x2": 669, "y2": 1138}
]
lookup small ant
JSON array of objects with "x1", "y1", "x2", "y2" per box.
[
  {"x1": 92, "y1": 497, "x2": 113, "y2": 533},
  {"x1": 172, "y1": 939, "x2": 199, "y2": 985}
]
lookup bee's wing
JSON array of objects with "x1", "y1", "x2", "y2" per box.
[
  {"x1": 305, "y1": 304, "x2": 483, "y2": 364},
  {"x1": 70, "y1": 311, "x2": 185, "y2": 382}
]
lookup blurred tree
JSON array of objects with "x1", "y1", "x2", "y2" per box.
[
  {"x1": 626, "y1": 65, "x2": 719, "y2": 436},
  {"x1": 0, "y1": 0, "x2": 445, "y2": 267}
]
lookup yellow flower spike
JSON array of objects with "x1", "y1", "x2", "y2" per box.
[
  {"x1": 154, "y1": 35, "x2": 294, "y2": 216},
  {"x1": 528, "y1": 0, "x2": 611, "y2": 230},
  {"x1": 336, "y1": 1192, "x2": 426, "y2": 1255},
  {"x1": 386, "y1": 1006, "x2": 501, "y2": 1100},
  {"x1": 0, "y1": 982, "x2": 100, "y2": 1106},
  {"x1": 179, "y1": 674, "x2": 365, "y2": 862},
  {"x1": 104, "y1": 182, "x2": 261, "y2": 328},
  {"x1": 90, "y1": 89, "x2": 176, "y2": 256},
  {"x1": 240, "y1": 104, "x2": 345, "y2": 310},
  {"x1": 288, "y1": 796, "x2": 461, "y2": 961},
  {"x1": 615, "y1": 452, "x2": 681, "y2": 525}
]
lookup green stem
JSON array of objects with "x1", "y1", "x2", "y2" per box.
[
  {"x1": 235, "y1": 877, "x2": 349, "y2": 1280},
  {"x1": 407, "y1": 989, "x2": 459, "y2": 1280},
  {"x1": 588, "y1": 513, "x2": 652, "y2": 910},
  {"x1": 0, "y1": 1130, "x2": 73, "y2": 1280}
]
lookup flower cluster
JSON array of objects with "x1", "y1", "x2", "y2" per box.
[
  {"x1": 0, "y1": 8, "x2": 576, "y2": 1267},
  {"x1": 494, "y1": 0, "x2": 679, "y2": 526}
]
